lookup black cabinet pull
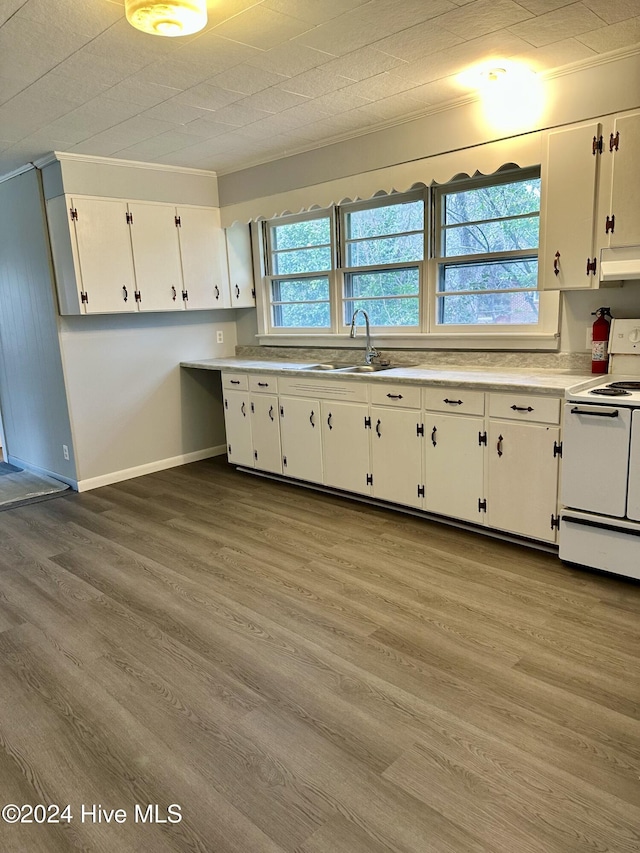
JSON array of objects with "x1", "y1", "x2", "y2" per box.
[
  {"x1": 171, "y1": 286, "x2": 177, "y2": 301},
  {"x1": 375, "y1": 419, "x2": 381, "y2": 438},
  {"x1": 122, "y1": 286, "x2": 128, "y2": 302},
  {"x1": 444, "y1": 398, "x2": 463, "y2": 405},
  {"x1": 386, "y1": 393, "x2": 403, "y2": 399},
  {"x1": 230, "y1": 379, "x2": 240, "y2": 385},
  {"x1": 327, "y1": 412, "x2": 333, "y2": 430},
  {"x1": 241, "y1": 402, "x2": 246, "y2": 416},
  {"x1": 235, "y1": 284, "x2": 240, "y2": 299},
  {"x1": 268, "y1": 405, "x2": 274, "y2": 421},
  {"x1": 511, "y1": 405, "x2": 533, "y2": 413},
  {"x1": 497, "y1": 434, "x2": 504, "y2": 457},
  {"x1": 431, "y1": 426, "x2": 437, "y2": 447},
  {"x1": 309, "y1": 410, "x2": 315, "y2": 428},
  {"x1": 258, "y1": 382, "x2": 269, "y2": 387},
  {"x1": 214, "y1": 285, "x2": 220, "y2": 299}
]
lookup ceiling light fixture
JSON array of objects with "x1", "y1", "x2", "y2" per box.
[{"x1": 125, "y1": 0, "x2": 207, "y2": 37}]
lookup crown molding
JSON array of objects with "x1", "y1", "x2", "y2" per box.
[
  {"x1": 0, "y1": 162, "x2": 36, "y2": 185},
  {"x1": 33, "y1": 151, "x2": 219, "y2": 178}
]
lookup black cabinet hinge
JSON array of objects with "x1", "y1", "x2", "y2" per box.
[
  {"x1": 551, "y1": 514, "x2": 560, "y2": 530},
  {"x1": 134, "y1": 290, "x2": 141, "y2": 303},
  {"x1": 586, "y1": 257, "x2": 597, "y2": 275},
  {"x1": 478, "y1": 431, "x2": 487, "y2": 446},
  {"x1": 80, "y1": 291, "x2": 89, "y2": 304},
  {"x1": 416, "y1": 423, "x2": 424, "y2": 437},
  {"x1": 224, "y1": 398, "x2": 228, "y2": 409},
  {"x1": 175, "y1": 215, "x2": 181, "y2": 227},
  {"x1": 182, "y1": 290, "x2": 188, "y2": 301},
  {"x1": 592, "y1": 135, "x2": 603, "y2": 155},
  {"x1": 553, "y1": 440, "x2": 563, "y2": 458},
  {"x1": 250, "y1": 402, "x2": 255, "y2": 413},
  {"x1": 605, "y1": 214, "x2": 615, "y2": 234},
  {"x1": 364, "y1": 416, "x2": 371, "y2": 429},
  {"x1": 70, "y1": 207, "x2": 78, "y2": 221},
  {"x1": 366, "y1": 474, "x2": 373, "y2": 486},
  {"x1": 283, "y1": 456, "x2": 287, "y2": 468},
  {"x1": 279, "y1": 405, "x2": 284, "y2": 417},
  {"x1": 126, "y1": 211, "x2": 134, "y2": 225},
  {"x1": 227, "y1": 444, "x2": 231, "y2": 455},
  {"x1": 254, "y1": 450, "x2": 258, "y2": 461},
  {"x1": 478, "y1": 498, "x2": 487, "y2": 513},
  {"x1": 417, "y1": 485, "x2": 425, "y2": 498},
  {"x1": 610, "y1": 131, "x2": 619, "y2": 152},
  {"x1": 251, "y1": 288, "x2": 256, "y2": 299}
]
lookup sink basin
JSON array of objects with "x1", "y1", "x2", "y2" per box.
[
  {"x1": 306, "y1": 363, "x2": 354, "y2": 371},
  {"x1": 335, "y1": 364, "x2": 394, "y2": 373}
]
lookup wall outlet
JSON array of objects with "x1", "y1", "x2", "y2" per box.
[
  {"x1": 62, "y1": 444, "x2": 69, "y2": 461},
  {"x1": 216, "y1": 330, "x2": 224, "y2": 344}
]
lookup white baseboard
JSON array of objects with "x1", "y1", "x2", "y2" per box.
[
  {"x1": 6, "y1": 455, "x2": 79, "y2": 490},
  {"x1": 76, "y1": 445, "x2": 227, "y2": 492}
]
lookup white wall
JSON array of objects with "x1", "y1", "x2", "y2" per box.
[{"x1": 0, "y1": 169, "x2": 77, "y2": 481}]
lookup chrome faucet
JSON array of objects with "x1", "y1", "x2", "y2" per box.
[{"x1": 349, "y1": 308, "x2": 379, "y2": 365}]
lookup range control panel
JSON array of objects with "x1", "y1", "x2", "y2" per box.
[{"x1": 610, "y1": 319, "x2": 640, "y2": 354}]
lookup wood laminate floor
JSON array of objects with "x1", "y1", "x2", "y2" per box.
[{"x1": 0, "y1": 457, "x2": 638, "y2": 853}]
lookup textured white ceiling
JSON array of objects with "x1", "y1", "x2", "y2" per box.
[{"x1": 0, "y1": 0, "x2": 638, "y2": 178}]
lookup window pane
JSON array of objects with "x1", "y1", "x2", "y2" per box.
[
  {"x1": 345, "y1": 268, "x2": 419, "y2": 299},
  {"x1": 346, "y1": 200, "x2": 424, "y2": 239},
  {"x1": 272, "y1": 277, "x2": 329, "y2": 303},
  {"x1": 440, "y1": 259, "x2": 538, "y2": 293},
  {"x1": 347, "y1": 234, "x2": 423, "y2": 267},
  {"x1": 444, "y1": 216, "x2": 539, "y2": 257},
  {"x1": 444, "y1": 178, "x2": 541, "y2": 225},
  {"x1": 273, "y1": 302, "x2": 330, "y2": 328},
  {"x1": 273, "y1": 246, "x2": 331, "y2": 275},
  {"x1": 271, "y1": 217, "x2": 330, "y2": 251},
  {"x1": 344, "y1": 297, "x2": 419, "y2": 327},
  {"x1": 438, "y1": 291, "x2": 539, "y2": 325}
]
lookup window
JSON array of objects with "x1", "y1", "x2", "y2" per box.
[
  {"x1": 433, "y1": 171, "x2": 541, "y2": 327},
  {"x1": 342, "y1": 196, "x2": 424, "y2": 328},
  {"x1": 261, "y1": 168, "x2": 552, "y2": 342},
  {"x1": 267, "y1": 212, "x2": 333, "y2": 329}
]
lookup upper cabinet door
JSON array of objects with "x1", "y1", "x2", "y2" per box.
[
  {"x1": 176, "y1": 206, "x2": 230, "y2": 310},
  {"x1": 127, "y1": 202, "x2": 184, "y2": 312},
  {"x1": 71, "y1": 196, "x2": 137, "y2": 313},
  {"x1": 540, "y1": 123, "x2": 600, "y2": 290},
  {"x1": 225, "y1": 223, "x2": 256, "y2": 308},
  {"x1": 607, "y1": 111, "x2": 640, "y2": 249}
]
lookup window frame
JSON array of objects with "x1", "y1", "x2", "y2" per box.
[
  {"x1": 428, "y1": 168, "x2": 555, "y2": 335},
  {"x1": 338, "y1": 192, "x2": 426, "y2": 334}
]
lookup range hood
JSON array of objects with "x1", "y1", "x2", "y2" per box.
[{"x1": 600, "y1": 247, "x2": 640, "y2": 282}]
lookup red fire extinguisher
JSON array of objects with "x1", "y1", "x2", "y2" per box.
[{"x1": 591, "y1": 307, "x2": 612, "y2": 374}]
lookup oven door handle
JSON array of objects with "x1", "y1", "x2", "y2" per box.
[{"x1": 570, "y1": 407, "x2": 619, "y2": 418}]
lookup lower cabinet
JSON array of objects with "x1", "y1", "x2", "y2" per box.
[
  {"x1": 424, "y1": 413, "x2": 486, "y2": 524},
  {"x1": 221, "y1": 373, "x2": 563, "y2": 544},
  {"x1": 321, "y1": 401, "x2": 371, "y2": 495},
  {"x1": 279, "y1": 396, "x2": 323, "y2": 483}
]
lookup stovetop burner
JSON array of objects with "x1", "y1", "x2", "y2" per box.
[
  {"x1": 608, "y1": 381, "x2": 640, "y2": 390},
  {"x1": 590, "y1": 387, "x2": 632, "y2": 396}
]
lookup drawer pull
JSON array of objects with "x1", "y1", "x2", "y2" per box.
[
  {"x1": 230, "y1": 379, "x2": 240, "y2": 385},
  {"x1": 375, "y1": 419, "x2": 382, "y2": 438},
  {"x1": 258, "y1": 382, "x2": 269, "y2": 387},
  {"x1": 444, "y1": 398, "x2": 463, "y2": 406},
  {"x1": 511, "y1": 405, "x2": 533, "y2": 413},
  {"x1": 386, "y1": 393, "x2": 403, "y2": 400},
  {"x1": 431, "y1": 426, "x2": 437, "y2": 447},
  {"x1": 497, "y1": 434, "x2": 504, "y2": 457}
]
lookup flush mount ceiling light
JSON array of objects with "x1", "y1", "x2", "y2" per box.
[
  {"x1": 125, "y1": 0, "x2": 207, "y2": 37},
  {"x1": 457, "y1": 60, "x2": 543, "y2": 131}
]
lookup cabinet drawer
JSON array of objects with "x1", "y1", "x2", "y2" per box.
[
  {"x1": 370, "y1": 383, "x2": 421, "y2": 408},
  {"x1": 489, "y1": 393, "x2": 560, "y2": 424},
  {"x1": 423, "y1": 387, "x2": 485, "y2": 416},
  {"x1": 222, "y1": 372, "x2": 248, "y2": 391},
  {"x1": 249, "y1": 374, "x2": 278, "y2": 393}
]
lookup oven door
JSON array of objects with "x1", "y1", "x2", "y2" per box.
[
  {"x1": 627, "y1": 410, "x2": 640, "y2": 521},
  {"x1": 561, "y1": 402, "x2": 632, "y2": 517}
]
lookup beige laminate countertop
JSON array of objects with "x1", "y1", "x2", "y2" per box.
[{"x1": 181, "y1": 357, "x2": 598, "y2": 396}]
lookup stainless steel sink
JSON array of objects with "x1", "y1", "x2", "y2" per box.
[
  {"x1": 334, "y1": 364, "x2": 394, "y2": 373},
  {"x1": 306, "y1": 363, "x2": 354, "y2": 371}
]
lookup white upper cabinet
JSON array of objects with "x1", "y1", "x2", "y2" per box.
[
  {"x1": 177, "y1": 205, "x2": 230, "y2": 310},
  {"x1": 540, "y1": 123, "x2": 600, "y2": 291},
  {"x1": 47, "y1": 193, "x2": 231, "y2": 315},
  {"x1": 47, "y1": 195, "x2": 137, "y2": 314},
  {"x1": 128, "y1": 201, "x2": 184, "y2": 312},
  {"x1": 225, "y1": 223, "x2": 256, "y2": 308},
  {"x1": 602, "y1": 111, "x2": 640, "y2": 249}
]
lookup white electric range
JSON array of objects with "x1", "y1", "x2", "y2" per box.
[{"x1": 561, "y1": 319, "x2": 640, "y2": 580}]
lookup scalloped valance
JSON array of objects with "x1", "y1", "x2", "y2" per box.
[{"x1": 220, "y1": 131, "x2": 544, "y2": 227}]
